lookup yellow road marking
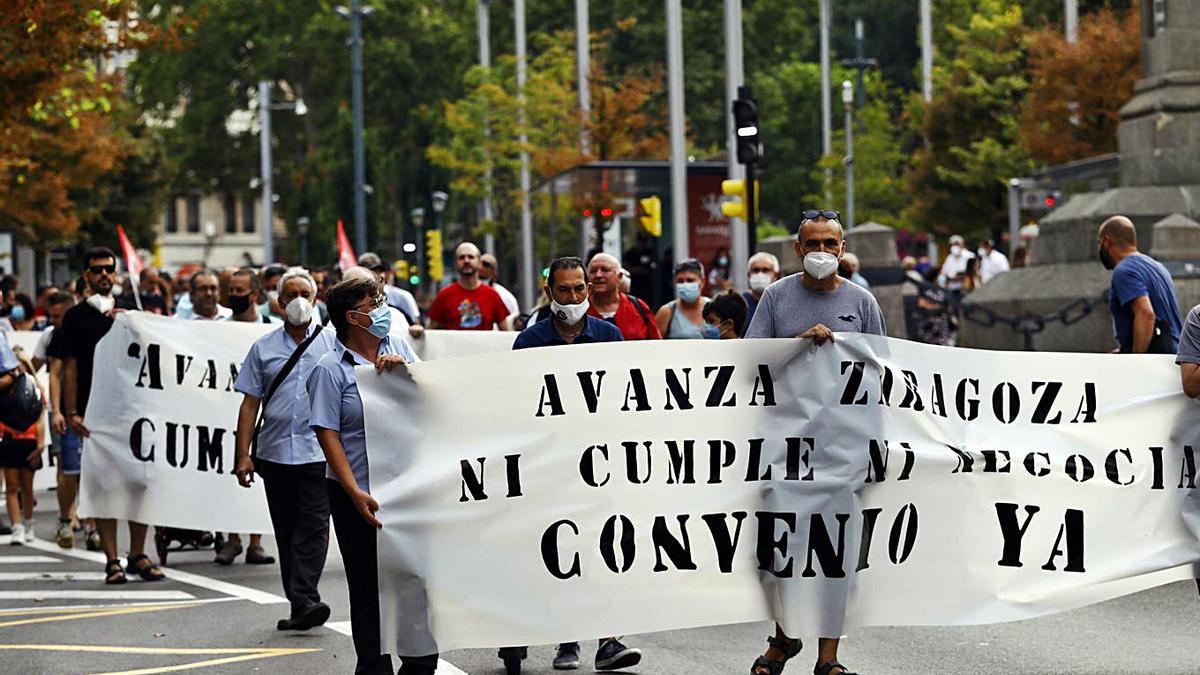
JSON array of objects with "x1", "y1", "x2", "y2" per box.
[
  {"x1": 0, "y1": 645, "x2": 320, "y2": 675},
  {"x1": 0, "y1": 603, "x2": 196, "y2": 628}
]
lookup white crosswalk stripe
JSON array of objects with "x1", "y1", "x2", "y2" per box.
[
  {"x1": 0, "y1": 590, "x2": 195, "y2": 600},
  {"x1": 0, "y1": 571, "x2": 107, "y2": 582},
  {"x1": 0, "y1": 556, "x2": 60, "y2": 564}
]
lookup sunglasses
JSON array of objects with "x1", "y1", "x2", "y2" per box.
[
  {"x1": 481, "y1": 260, "x2": 495, "y2": 269},
  {"x1": 88, "y1": 264, "x2": 116, "y2": 274},
  {"x1": 801, "y1": 209, "x2": 841, "y2": 222}
]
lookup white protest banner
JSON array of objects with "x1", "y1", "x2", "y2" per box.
[
  {"x1": 409, "y1": 329, "x2": 515, "y2": 362},
  {"x1": 79, "y1": 313, "x2": 275, "y2": 532},
  {"x1": 74, "y1": 313, "x2": 502, "y2": 533},
  {"x1": 362, "y1": 335, "x2": 1200, "y2": 656}
]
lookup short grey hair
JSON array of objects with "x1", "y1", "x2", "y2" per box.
[
  {"x1": 748, "y1": 252, "x2": 780, "y2": 273},
  {"x1": 279, "y1": 266, "x2": 317, "y2": 296}
]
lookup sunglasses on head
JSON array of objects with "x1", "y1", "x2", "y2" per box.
[
  {"x1": 88, "y1": 264, "x2": 116, "y2": 274},
  {"x1": 801, "y1": 209, "x2": 841, "y2": 222}
]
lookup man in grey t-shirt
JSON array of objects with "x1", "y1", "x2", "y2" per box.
[
  {"x1": 747, "y1": 210, "x2": 880, "y2": 675},
  {"x1": 1176, "y1": 305, "x2": 1200, "y2": 397}
]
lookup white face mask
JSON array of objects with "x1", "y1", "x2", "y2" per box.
[
  {"x1": 267, "y1": 290, "x2": 280, "y2": 303},
  {"x1": 112, "y1": 284, "x2": 124, "y2": 297},
  {"x1": 950, "y1": 244, "x2": 963, "y2": 255},
  {"x1": 803, "y1": 252, "x2": 839, "y2": 280},
  {"x1": 749, "y1": 272, "x2": 773, "y2": 292},
  {"x1": 550, "y1": 298, "x2": 590, "y2": 326},
  {"x1": 285, "y1": 297, "x2": 314, "y2": 326},
  {"x1": 87, "y1": 293, "x2": 115, "y2": 314}
]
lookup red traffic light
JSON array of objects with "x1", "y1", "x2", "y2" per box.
[
  {"x1": 600, "y1": 207, "x2": 614, "y2": 218},
  {"x1": 582, "y1": 208, "x2": 592, "y2": 217},
  {"x1": 1044, "y1": 196, "x2": 1056, "y2": 207}
]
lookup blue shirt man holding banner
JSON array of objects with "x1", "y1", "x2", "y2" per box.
[
  {"x1": 306, "y1": 275, "x2": 434, "y2": 675},
  {"x1": 504, "y1": 257, "x2": 639, "y2": 675},
  {"x1": 234, "y1": 267, "x2": 337, "y2": 631}
]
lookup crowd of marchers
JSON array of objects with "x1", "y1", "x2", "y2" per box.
[{"x1": 0, "y1": 209, "x2": 1194, "y2": 675}]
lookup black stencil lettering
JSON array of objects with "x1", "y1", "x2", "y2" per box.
[
  {"x1": 665, "y1": 440, "x2": 696, "y2": 484},
  {"x1": 541, "y1": 520, "x2": 582, "y2": 579},
  {"x1": 995, "y1": 503, "x2": 1041, "y2": 567},
  {"x1": 981, "y1": 450, "x2": 1011, "y2": 473},
  {"x1": 166, "y1": 422, "x2": 189, "y2": 468},
  {"x1": 1041, "y1": 509, "x2": 1086, "y2": 573},
  {"x1": 955, "y1": 378, "x2": 980, "y2": 420},
  {"x1": 1023, "y1": 452, "x2": 1051, "y2": 477},
  {"x1": 899, "y1": 370, "x2": 925, "y2": 411},
  {"x1": 459, "y1": 458, "x2": 487, "y2": 502},
  {"x1": 856, "y1": 507, "x2": 883, "y2": 571},
  {"x1": 600, "y1": 515, "x2": 636, "y2": 573},
  {"x1": 623, "y1": 441, "x2": 653, "y2": 484},
  {"x1": 1105, "y1": 449, "x2": 1134, "y2": 486},
  {"x1": 755, "y1": 512, "x2": 796, "y2": 578},
  {"x1": 536, "y1": 374, "x2": 566, "y2": 417},
  {"x1": 663, "y1": 368, "x2": 694, "y2": 411},
  {"x1": 1070, "y1": 383, "x2": 1097, "y2": 423},
  {"x1": 129, "y1": 418, "x2": 155, "y2": 462},
  {"x1": 651, "y1": 515, "x2": 698, "y2": 572},
  {"x1": 785, "y1": 437, "x2": 815, "y2": 481},
  {"x1": 197, "y1": 427, "x2": 225, "y2": 473},
  {"x1": 744, "y1": 438, "x2": 772, "y2": 481},
  {"x1": 622, "y1": 370, "x2": 651, "y2": 412},
  {"x1": 750, "y1": 365, "x2": 777, "y2": 407},
  {"x1": 707, "y1": 440, "x2": 736, "y2": 484},
  {"x1": 580, "y1": 444, "x2": 610, "y2": 488},
  {"x1": 1031, "y1": 382, "x2": 1063, "y2": 424},
  {"x1": 703, "y1": 365, "x2": 737, "y2": 407},
  {"x1": 576, "y1": 371, "x2": 606, "y2": 414},
  {"x1": 504, "y1": 454, "x2": 523, "y2": 498},
  {"x1": 801, "y1": 513, "x2": 850, "y2": 579},
  {"x1": 839, "y1": 361, "x2": 869, "y2": 405},
  {"x1": 888, "y1": 504, "x2": 919, "y2": 564},
  {"x1": 1065, "y1": 454, "x2": 1094, "y2": 483},
  {"x1": 702, "y1": 512, "x2": 748, "y2": 574},
  {"x1": 131, "y1": 344, "x2": 163, "y2": 390},
  {"x1": 929, "y1": 373, "x2": 948, "y2": 417}
]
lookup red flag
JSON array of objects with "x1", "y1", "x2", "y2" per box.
[
  {"x1": 336, "y1": 219, "x2": 357, "y2": 271},
  {"x1": 116, "y1": 224, "x2": 145, "y2": 310}
]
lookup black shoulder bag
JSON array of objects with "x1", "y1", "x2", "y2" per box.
[{"x1": 251, "y1": 326, "x2": 323, "y2": 459}]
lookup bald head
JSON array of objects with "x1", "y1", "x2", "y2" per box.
[
  {"x1": 798, "y1": 217, "x2": 844, "y2": 241},
  {"x1": 455, "y1": 242, "x2": 481, "y2": 279},
  {"x1": 1099, "y1": 216, "x2": 1137, "y2": 247},
  {"x1": 587, "y1": 253, "x2": 622, "y2": 299}
]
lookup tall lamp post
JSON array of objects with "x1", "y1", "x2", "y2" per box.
[
  {"x1": 431, "y1": 191, "x2": 448, "y2": 290},
  {"x1": 842, "y1": 80, "x2": 855, "y2": 229},
  {"x1": 297, "y1": 216, "x2": 310, "y2": 266},
  {"x1": 411, "y1": 207, "x2": 425, "y2": 289},
  {"x1": 257, "y1": 80, "x2": 306, "y2": 265},
  {"x1": 335, "y1": 1, "x2": 375, "y2": 254}
]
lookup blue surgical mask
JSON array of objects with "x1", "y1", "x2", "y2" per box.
[
  {"x1": 354, "y1": 305, "x2": 391, "y2": 339},
  {"x1": 676, "y1": 282, "x2": 700, "y2": 303},
  {"x1": 700, "y1": 322, "x2": 721, "y2": 339},
  {"x1": 9, "y1": 306, "x2": 25, "y2": 322}
]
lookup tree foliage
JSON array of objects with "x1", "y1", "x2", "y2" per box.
[
  {"x1": 0, "y1": 1, "x2": 160, "y2": 248},
  {"x1": 1019, "y1": 3, "x2": 1140, "y2": 165},
  {"x1": 905, "y1": 0, "x2": 1034, "y2": 240}
]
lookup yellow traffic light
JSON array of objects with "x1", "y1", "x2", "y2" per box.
[
  {"x1": 720, "y1": 179, "x2": 759, "y2": 220},
  {"x1": 395, "y1": 260, "x2": 410, "y2": 279},
  {"x1": 638, "y1": 196, "x2": 662, "y2": 237},
  {"x1": 425, "y1": 229, "x2": 444, "y2": 281}
]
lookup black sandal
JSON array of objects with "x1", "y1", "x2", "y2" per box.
[
  {"x1": 814, "y1": 660, "x2": 858, "y2": 675},
  {"x1": 104, "y1": 559, "x2": 127, "y2": 585},
  {"x1": 751, "y1": 635, "x2": 804, "y2": 675},
  {"x1": 125, "y1": 553, "x2": 166, "y2": 581}
]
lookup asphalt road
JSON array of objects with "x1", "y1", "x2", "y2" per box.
[{"x1": 1, "y1": 487, "x2": 1198, "y2": 675}]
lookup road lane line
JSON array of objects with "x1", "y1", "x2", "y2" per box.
[
  {"x1": 0, "y1": 571, "x2": 107, "y2": 581},
  {"x1": 0, "y1": 590, "x2": 195, "y2": 600},
  {"x1": 23, "y1": 539, "x2": 287, "y2": 604},
  {"x1": 0, "y1": 555, "x2": 61, "y2": 564},
  {"x1": 325, "y1": 621, "x2": 469, "y2": 674},
  {"x1": 0, "y1": 597, "x2": 236, "y2": 616},
  {"x1": 0, "y1": 602, "x2": 202, "y2": 629},
  {"x1": 0, "y1": 644, "x2": 320, "y2": 675}
]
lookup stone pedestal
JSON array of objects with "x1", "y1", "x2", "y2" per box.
[{"x1": 960, "y1": 0, "x2": 1200, "y2": 352}]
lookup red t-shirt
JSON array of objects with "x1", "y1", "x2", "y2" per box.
[
  {"x1": 588, "y1": 293, "x2": 661, "y2": 340},
  {"x1": 429, "y1": 282, "x2": 510, "y2": 330}
]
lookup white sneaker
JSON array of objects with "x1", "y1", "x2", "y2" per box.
[
  {"x1": 23, "y1": 520, "x2": 34, "y2": 542},
  {"x1": 10, "y1": 523, "x2": 24, "y2": 545}
]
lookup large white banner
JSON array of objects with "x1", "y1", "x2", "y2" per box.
[
  {"x1": 76, "y1": 315, "x2": 516, "y2": 532},
  {"x1": 362, "y1": 335, "x2": 1200, "y2": 656}
]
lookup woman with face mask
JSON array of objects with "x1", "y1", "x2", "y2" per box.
[
  {"x1": 656, "y1": 259, "x2": 711, "y2": 339},
  {"x1": 305, "y1": 276, "x2": 437, "y2": 675}
]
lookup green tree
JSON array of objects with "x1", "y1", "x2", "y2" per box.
[{"x1": 905, "y1": 0, "x2": 1033, "y2": 241}]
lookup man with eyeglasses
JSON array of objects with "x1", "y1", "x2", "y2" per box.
[
  {"x1": 428, "y1": 242, "x2": 511, "y2": 331},
  {"x1": 51, "y1": 247, "x2": 166, "y2": 584},
  {"x1": 745, "y1": 209, "x2": 882, "y2": 675},
  {"x1": 585, "y1": 253, "x2": 661, "y2": 340}
]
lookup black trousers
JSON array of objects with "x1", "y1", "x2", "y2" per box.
[
  {"x1": 255, "y1": 459, "x2": 330, "y2": 616},
  {"x1": 328, "y1": 479, "x2": 439, "y2": 675}
]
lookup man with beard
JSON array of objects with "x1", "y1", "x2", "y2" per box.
[
  {"x1": 428, "y1": 242, "x2": 510, "y2": 331},
  {"x1": 585, "y1": 253, "x2": 661, "y2": 340},
  {"x1": 52, "y1": 248, "x2": 166, "y2": 584},
  {"x1": 1097, "y1": 215, "x2": 1181, "y2": 353}
]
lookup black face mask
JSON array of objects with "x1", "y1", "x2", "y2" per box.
[
  {"x1": 227, "y1": 293, "x2": 253, "y2": 315},
  {"x1": 1098, "y1": 243, "x2": 1116, "y2": 270}
]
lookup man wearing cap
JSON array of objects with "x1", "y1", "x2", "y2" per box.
[
  {"x1": 358, "y1": 252, "x2": 420, "y2": 326},
  {"x1": 937, "y1": 234, "x2": 975, "y2": 301}
]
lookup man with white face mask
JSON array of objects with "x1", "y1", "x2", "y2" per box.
[
  {"x1": 745, "y1": 211, "x2": 881, "y2": 675},
  {"x1": 506, "y1": 257, "x2": 637, "y2": 674},
  {"x1": 742, "y1": 252, "x2": 780, "y2": 336},
  {"x1": 937, "y1": 234, "x2": 975, "y2": 298},
  {"x1": 233, "y1": 266, "x2": 338, "y2": 632}
]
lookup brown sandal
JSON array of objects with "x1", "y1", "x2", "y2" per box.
[{"x1": 125, "y1": 553, "x2": 166, "y2": 581}]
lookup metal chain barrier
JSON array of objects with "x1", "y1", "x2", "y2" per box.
[{"x1": 947, "y1": 286, "x2": 1111, "y2": 351}]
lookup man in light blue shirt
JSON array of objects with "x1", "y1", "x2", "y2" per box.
[
  {"x1": 233, "y1": 267, "x2": 336, "y2": 632},
  {"x1": 306, "y1": 275, "x2": 433, "y2": 675}
]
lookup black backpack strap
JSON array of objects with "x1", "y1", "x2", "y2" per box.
[
  {"x1": 624, "y1": 294, "x2": 654, "y2": 336},
  {"x1": 251, "y1": 326, "x2": 324, "y2": 459}
]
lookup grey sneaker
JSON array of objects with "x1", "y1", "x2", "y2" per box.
[
  {"x1": 553, "y1": 642, "x2": 580, "y2": 670},
  {"x1": 214, "y1": 539, "x2": 243, "y2": 565},
  {"x1": 595, "y1": 638, "x2": 641, "y2": 671}
]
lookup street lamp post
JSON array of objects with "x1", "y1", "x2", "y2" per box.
[
  {"x1": 297, "y1": 216, "x2": 310, "y2": 266},
  {"x1": 257, "y1": 80, "x2": 306, "y2": 266},
  {"x1": 842, "y1": 81, "x2": 855, "y2": 229},
  {"x1": 411, "y1": 207, "x2": 426, "y2": 289},
  {"x1": 336, "y1": 1, "x2": 375, "y2": 254},
  {"x1": 431, "y1": 191, "x2": 448, "y2": 290}
]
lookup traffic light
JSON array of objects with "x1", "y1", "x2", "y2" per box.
[
  {"x1": 394, "y1": 260, "x2": 410, "y2": 280},
  {"x1": 721, "y1": 179, "x2": 759, "y2": 220},
  {"x1": 732, "y1": 86, "x2": 761, "y2": 165},
  {"x1": 409, "y1": 266, "x2": 421, "y2": 286},
  {"x1": 425, "y1": 229, "x2": 443, "y2": 282},
  {"x1": 638, "y1": 196, "x2": 662, "y2": 237}
]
